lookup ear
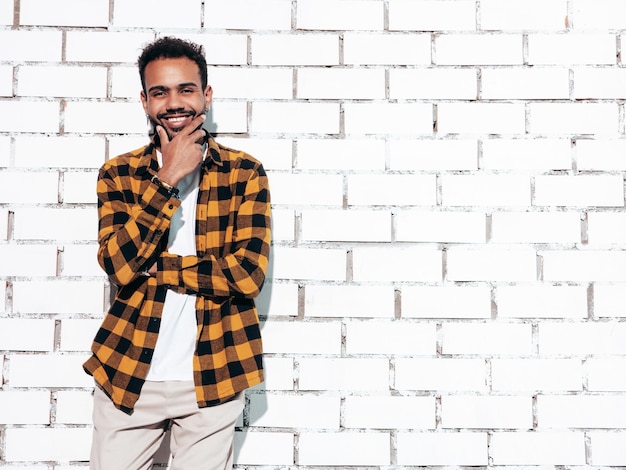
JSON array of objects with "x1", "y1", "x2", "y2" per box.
[
  {"x1": 140, "y1": 90, "x2": 148, "y2": 114},
  {"x1": 204, "y1": 86, "x2": 213, "y2": 109}
]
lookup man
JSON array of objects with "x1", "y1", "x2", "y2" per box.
[{"x1": 84, "y1": 36, "x2": 271, "y2": 469}]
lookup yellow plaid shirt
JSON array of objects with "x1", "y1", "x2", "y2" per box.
[{"x1": 84, "y1": 137, "x2": 271, "y2": 414}]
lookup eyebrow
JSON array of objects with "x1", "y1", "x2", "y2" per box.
[{"x1": 147, "y1": 82, "x2": 200, "y2": 93}]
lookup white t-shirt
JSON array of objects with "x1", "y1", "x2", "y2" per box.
[{"x1": 146, "y1": 153, "x2": 202, "y2": 382}]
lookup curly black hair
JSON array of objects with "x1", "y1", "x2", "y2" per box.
[{"x1": 138, "y1": 36, "x2": 208, "y2": 92}]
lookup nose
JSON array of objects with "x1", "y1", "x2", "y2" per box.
[{"x1": 165, "y1": 91, "x2": 184, "y2": 112}]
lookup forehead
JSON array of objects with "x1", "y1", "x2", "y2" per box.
[{"x1": 143, "y1": 57, "x2": 202, "y2": 88}]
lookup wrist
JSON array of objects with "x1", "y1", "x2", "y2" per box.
[{"x1": 151, "y1": 174, "x2": 180, "y2": 199}]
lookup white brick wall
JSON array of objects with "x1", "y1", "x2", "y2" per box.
[{"x1": 2, "y1": 0, "x2": 625, "y2": 468}]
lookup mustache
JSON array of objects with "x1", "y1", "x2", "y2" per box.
[{"x1": 156, "y1": 109, "x2": 196, "y2": 120}]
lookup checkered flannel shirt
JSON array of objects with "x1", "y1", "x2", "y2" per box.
[{"x1": 83, "y1": 137, "x2": 271, "y2": 414}]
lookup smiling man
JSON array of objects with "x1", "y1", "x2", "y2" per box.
[{"x1": 84, "y1": 37, "x2": 271, "y2": 470}]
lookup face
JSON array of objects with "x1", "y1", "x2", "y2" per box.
[{"x1": 140, "y1": 56, "x2": 212, "y2": 141}]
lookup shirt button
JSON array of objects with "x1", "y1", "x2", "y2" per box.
[{"x1": 168, "y1": 204, "x2": 174, "y2": 210}]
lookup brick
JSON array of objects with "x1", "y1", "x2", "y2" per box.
[
  {"x1": 442, "y1": 175, "x2": 531, "y2": 207},
  {"x1": 396, "y1": 210, "x2": 486, "y2": 243},
  {"x1": 480, "y1": 0, "x2": 568, "y2": 30},
  {"x1": 0, "y1": 280, "x2": 5, "y2": 312},
  {"x1": 438, "y1": 103, "x2": 526, "y2": 135},
  {"x1": 267, "y1": 173, "x2": 342, "y2": 205},
  {"x1": 0, "y1": 245, "x2": 57, "y2": 277},
  {"x1": 390, "y1": 68, "x2": 477, "y2": 100},
  {"x1": 586, "y1": 358, "x2": 626, "y2": 391},
  {"x1": 20, "y1": 0, "x2": 108, "y2": 26},
  {"x1": 352, "y1": 246, "x2": 442, "y2": 282},
  {"x1": 397, "y1": 432, "x2": 488, "y2": 466},
  {"x1": 208, "y1": 67, "x2": 292, "y2": 99},
  {"x1": 66, "y1": 31, "x2": 153, "y2": 62},
  {"x1": 536, "y1": 175, "x2": 624, "y2": 207},
  {"x1": 249, "y1": 394, "x2": 339, "y2": 428},
  {"x1": 298, "y1": 432, "x2": 390, "y2": 466},
  {"x1": 0, "y1": 319, "x2": 55, "y2": 351},
  {"x1": 594, "y1": 284, "x2": 626, "y2": 317},
  {"x1": 0, "y1": 100, "x2": 59, "y2": 133},
  {"x1": 588, "y1": 212, "x2": 626, "y2": 245},
  {"x1": 347, "y1": 174, "x2": 436, "y2": 205},
  {"x1": 344, "y1": 395, "x2": 435, "y2": 429},
  {"x1": 0, "y1": 30, "x2": 61, "y2": 61},
  {"x1": 251, "y1": 102, "x2": 339, "y2": 134},
  {"x1": 9, "y1": 354, "x2": 91, "y2": 388},
  {"x1": 234, "y1": 431, "x2": 294, "y2": 466},
  {"x1": 543, "y1": 250, "x2": 626, "y2": 282},
  {"x1": 589, "y1": 431, "x2": 626, "y2": 465},
  {"x1": 251, "y1": 34, "x2": 339, "y2": 65},
  {"x1": 442, "y1": 395, "x2": 532, "y2": 429},
  {"x1": 344, "y1": 32, "x2": 431, "y2": 65},
  {"x1": 301, "y1": 210, "x2": 391, "y2": 242},
  {"x1": 15, "y1": 136, "x2": 105, "y2": 169},
  {"x1": 63, "y1": 171, "x2": 98, "y2": 203},
  {"x1": 304, "y1": 285, "x2": 394, "y2": 318},
  {"x1": 490, "y1": 431, "x2": 585, "y2": 465},
  {"x1": 110, "y1": 65, "x2": 140, "y2": 98},
  {"x1": 261, "y1": 320, "x2": 341, "y2": 354},
  {"x1": 395, "y1": 358, "x2": 488, "y2": 391},
  {"x1": 0, "y1": 0, "x2": 13, "y2": 24},
  {"x1": 435, "y1": 34, "x2": 523, "y2": 65},
  {"x1": 204, "y1": 0, "x2": 290, "y2": 30},
  {"x1": 56, "y1": 390, "x2": 93, "y2": 424},
  {"x1": 401, "y1": 285, "x2": 491, "y2": 319},
  {"x1": 254, "y1": 357, "x2": 293, "y2": 390},
  {"x1": 528, "y1": 33, "x2": 616, "y2": 65},
  {"x1": 390, "y1": 139, "x2": 478, "y2": 171},
  {"x1": 539, "y1": 395, "x2": 626, "y2": 428},
  {"x1": 491, "y1": 212, "x2": 581, "y2": 244},
  {"x1": 217, "y1": 137, "x2": 293, "y2": 171},
  {"x1": 61, "y1": 244, "x2": 102, "y2": 278},
  {"x1": 298, "y1": 0, "x2": 383, "y2": 30},
  {"x1": 0, "y1": 171, "x2": 58, "y2": 204},
  {"x1": 299, "y1": 358, "x2": 389, "y2": 391},
  {"x1": 113, "y1": 0, "x2": 200, "y2": 28},
  {"x1": 576, "y1": 139, "x2": 626, "y2": 171},
  {"x1": 572, "y1": 0, "x2": 626, "y2": 30},
  {"x1": 12, "y1": 280, "x2": 104, "y2": 314},
  {"x1": 491, "y1": 358, "x2": 582, "y2": 391},
  {"x1": 530, "y1": 102, "x2": 619, "y2": 135},
  {"x1": 296, "y1": 138, "x2": 385, "y2": 170},
  {"x1": 170, "y1": 32, "x2": 248, "y2": 66},
  {"x1": 108, "y1": 136, "x2": 150, "y2": 160},
  {"x1": 14, "y1": 208, "x2": 97, "y2": 241},
  {"x1": 59, "y1": 319, "x2": 101, "y2": 352},
  {"x1": 481, "y1": 67, "x2": 569, "y2": 99},
  {"x1": 497, "y1": 285, "x2": 587, "y2": 318},
  {"x1": 442, "y1": 322, "x2": 533, "y2": 355},
  {"x1": 206, "y1": 101, "x2": 248, "y2": 134},
  {"x1": 265, "y1": 209, "x2": 295, "y2": 242},
  {"x1": 447, "y1": 247, "x2": 537, "y2": 282},
  {"x1": 482, "y1": 138, "x2": 572, "y2": 171},
  {"x1": 389, "y1": 0, "x2": 476, "y2": 31},
  {"x1": 64, "y1": 101, "x2": 146, "y2": 134},
  {"x1": 4, "y1": 428, "x2": 91, "y2": 462},
  {"x1": 18, "y1": 65, "x2": 107, "y2": 98},
  {"x1": 345, "y1": 320, "x2": 436, "y2": 355},
  {"x1": 345, "y1": 102, "x2": 433, "y2": 135},
  {"x1": 271, "y1": 247, "x2": 346, "y2": 281},
  {"x1": 0, "y1": 391, "x2": 50, "y2": 424},
  {"x1": 539, "y1": 321, "x2": 626, "y2": 355},
  {"x1": 574, "y1": 67, "x2": 626, "y2": 99},
  {"x1": 0, "y1": 136, "x2": 9, "y2": 169},
  {"x1": 298, "y1": 67, "x2": 385, "y2": 99},
  {"x1": 0, "y1": 65, "x2": 12, "y2": 96}
]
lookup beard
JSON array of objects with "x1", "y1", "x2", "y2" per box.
[{"x1": 147, "y1": 107, "x2": 207, "y2": 146}]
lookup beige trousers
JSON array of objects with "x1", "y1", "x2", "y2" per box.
[{"x1": 90, "y1": 381, "x2": 244, "y2": 470}]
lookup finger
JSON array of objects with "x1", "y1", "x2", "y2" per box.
[{"x1": 185, "y1": 113, "x2": 206, "y2": 134}]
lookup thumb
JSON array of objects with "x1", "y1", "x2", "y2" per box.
[{"x1": 156, "y1": 125, "x2": 169, "y2": 145}]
